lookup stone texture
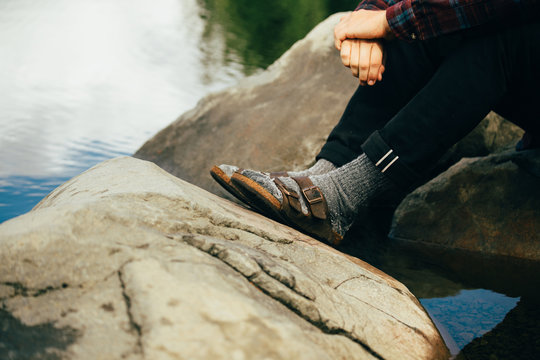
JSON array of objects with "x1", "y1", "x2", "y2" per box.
[
  {"x1": 0, "y1": 157, "x2": 449, "y2": 360},
  {"x1": 134, "y1": 13, "x2": 358, "y2": 200},
  {"x1": 430, "y1": 112, "x2": 523, "y2": 178},
  {"x1": 391, "y1": 149, "x2": 540, "y2": 261},
  {"x1": 450, "y1": 112, "x2": 523, "y2": 158}
]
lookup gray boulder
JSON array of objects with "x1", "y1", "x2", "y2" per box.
[
  {"x1": 391, "y1": 149, "x2": 540, "y2": 261},
  {"x1": 430, "y1": 112, "x2": 523, "y2": 178},
  {"x1": 134, "y1": 13, "x2": 358, "y2": 200},
  {"x1": 0, "y1": 157, "x2": 448, "y2": 360},
  {"x1": 449, "y1": 112, "x2": 523, "y2": 159}
]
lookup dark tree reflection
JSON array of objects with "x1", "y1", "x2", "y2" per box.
[{"x1": 198, "y1": 0, "x2": 359, "y2": 75}]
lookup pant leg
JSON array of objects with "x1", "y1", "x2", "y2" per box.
[
  {"x1": 362, "y1": 22, "x2": 540, "y2": 190},
  {"x1": 316, "y1": 39, "x2": 441, "y2": 167}
]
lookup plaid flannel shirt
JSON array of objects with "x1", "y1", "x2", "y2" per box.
[{"x1": 355, "y1": 0, "x2": 540, "y2": 41}]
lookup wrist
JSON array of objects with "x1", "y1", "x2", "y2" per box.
[{"x1": 380, "y1": 10, "x2": 392, "y2": 39}]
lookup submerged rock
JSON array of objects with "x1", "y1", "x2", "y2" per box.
[
  {"x1": 0, "y1": 157, "x2": 448, "y2": 360},
  {"x1": 391, "y1": 149, "x2": 540, "y2": 261}
]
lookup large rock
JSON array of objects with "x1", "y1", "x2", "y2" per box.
[
  {"x1": 449, "y1": 112, "x2": 523, "y2": 159},
  {"x1": 0, "y1": 157, "x2": 448, "y2": 360},
  {"x1": 429, "y1": 112, "x2": 523, "y2": 178},
  {"x1": 134, "y1": 13, "x2": 358, "y2": 199},
  {"x1": 390, "y1": 149, "x2": 540, "y2": 261}
]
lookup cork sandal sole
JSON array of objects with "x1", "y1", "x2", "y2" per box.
[
  {"x1": 230, "y1": 172, "x2": 285, "y2": 222},
  {"x1": 210, "y1": 165, "x2": 252, "y2": 205}
]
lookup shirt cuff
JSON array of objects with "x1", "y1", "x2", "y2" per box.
[
  {"x1": 356, "y1": 0, "x2": 390, "y2": 11},
  {"x1": 386, "y1": 0, "x2": 419, "y2": 41}
]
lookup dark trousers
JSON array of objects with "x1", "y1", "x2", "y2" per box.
[{"x1": 317, "y1": 22, "x2": 540, "y2": 190}]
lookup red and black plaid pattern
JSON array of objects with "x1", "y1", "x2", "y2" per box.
[{"x1": 355, "y1": 0, "x2": 540, "y2": 41}]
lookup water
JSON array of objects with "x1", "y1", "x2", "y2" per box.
[
  {"x1": 0, "y1": 0, "x2": 358, "y2": 222},
  {"x1": 421, "y1": 289, "x2": 519, "y2": 350},
  {"x1": 343, "y1": 238, "x2": 540, "y2": 358},
  {"x1": 1, "y1": 1, "x2": 538, "y2": 358}
]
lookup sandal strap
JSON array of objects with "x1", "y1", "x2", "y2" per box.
[
  {"x1": 273, "y1": 177, "x2": 341, "y2": 246},
  {"x1": 274, "y1": 178, "x2": 303, "y2": 214},
  {"x1": 290, "y1": 177, "x2": 328, "y2": 220},
  {"x1": 270, "y1": 171, "x2": 288, "y2": 178}
]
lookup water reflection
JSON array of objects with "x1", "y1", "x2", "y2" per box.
[
  {"x1": 0, "y1": 0, "x2": 214, "y2": 178},
  {"x1": 421, "y1": 289, "x2": 520, "y2": 351},
  {"x1": 0, "y1": 0, "x2": 358, "y2": 223},
  {"x1": 341, "y1": 233, "x2": 540, "y2": 357},
  {"x1": 198, "y1": 0, "x2": 358, "y2": 74}
]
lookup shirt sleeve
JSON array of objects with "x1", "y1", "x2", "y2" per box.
[
  {"x1": 386, "y1": 0, "x2": 540, "y2": 41},
  {"x1": 355, "y1": 0, "x2": 397, "y2": 11}
]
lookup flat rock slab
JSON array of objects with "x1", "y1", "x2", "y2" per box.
[
  {"x1": 391, "y1": 149, "x2": 540, "y2": 261},
  {"x1": 0, "y1": 157, "x2": 448, "y2": 360}
]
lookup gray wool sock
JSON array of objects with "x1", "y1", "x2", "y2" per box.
[
  {"x1": 288, "y1": 159, "x2": 336, "y2": 177},
  {"x1": 311, "y1": 154, "x2": 394, "y2": 235},
  {"x1": 267, "y1": 154, "x2": 394, "y2": 236},
  {"x1": 220, "y1": 159, "x2": 335, "y2": 180}
]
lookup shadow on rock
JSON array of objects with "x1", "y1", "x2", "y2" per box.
[{"x1": 0, "y1": 308, "x2": 79, "y2": 360}]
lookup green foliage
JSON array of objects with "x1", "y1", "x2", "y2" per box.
[{"x1": 198, "y1": 0, "x2": 359, "y2": 74}]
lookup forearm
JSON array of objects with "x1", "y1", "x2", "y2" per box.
[{"x1": 386, "y1": 0, "x2": 540, "y2": 41}]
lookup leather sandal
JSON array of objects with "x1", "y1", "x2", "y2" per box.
[
  {"x1": 210, "y1": 166, "x2": 289, "y2": 215},
  {"x1": 231, "y1": 173, "x2": 343, "y2": 246},
  {"x1": 210, "y1": 165, "x2": 252, "y2": 205}
]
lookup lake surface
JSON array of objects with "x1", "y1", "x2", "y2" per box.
[
  {"x1": 0, "y1": 0, "x2": 359, "y2": 222},
  {"x1": 0, "y1": 0, "x2": 537, "y2": 358}
]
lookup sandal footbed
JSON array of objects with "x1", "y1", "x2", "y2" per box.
[
  {"x1": 230, "y1": 172, "x2": 284, "y2": 221},
  {"x1": 210, "y1": 166, "x2": 252, "y2": 205}
]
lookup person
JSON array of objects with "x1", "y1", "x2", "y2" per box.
[{"x1": 210, "y1": 0, "x2": 540, "y2": 246}]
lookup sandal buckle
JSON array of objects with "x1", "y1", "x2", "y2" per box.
[{"x1": 302, "y1": 186, "x2": 323, "y2": 204}]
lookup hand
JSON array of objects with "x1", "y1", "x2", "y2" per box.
[
  {"x1": 334, "y1": 10, "x2": 391, "y2": 50},
  {"x1": 340, "y1": 39, "x2": 386, "y2": 86}
]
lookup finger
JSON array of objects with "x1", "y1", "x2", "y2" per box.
[
  {"x1": 368, "y1": 43, "x2": 383, "y2": 85},
  {"x1": 334, "y1": 23, "x2": 344, "y2": 50},
  {"x1": 334, "y1": 15, "x2": 351, "y2": 50},
  {"x1": 350, "y1": 40, "x2": 360, "y2": 78},
  {"x1": 340, "y1": 40, "x2": 352, "y2": 67},
  {"x1": 335, "y1": 36, "x2": 342, "y2": 50},
  {"x1": 358, "y1": 41, "x2": 371, "y2": 83}
]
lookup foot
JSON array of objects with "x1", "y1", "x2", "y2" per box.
[
  {"x1": 231, "y1": 154, "x2": 395, "y2": 245},
  {"x1": 211, "y1": 159, "x2": 335, "y2": 205},
  {"x1": 214, "y1": 159, "x2": 335, "y2": 182}
]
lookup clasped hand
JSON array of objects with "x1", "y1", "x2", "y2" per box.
[
  {"x1": 340, "y1": 39, "x2": 385, "y2": 86},
  {"x1": 334, "y1": 10, "x2": 391, "y2": 85}
]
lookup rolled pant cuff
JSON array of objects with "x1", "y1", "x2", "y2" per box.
[
  {"x1": 362, "y1": 131, "x2": 421, "y2": 191},
  {"x1": 316, "y1": 143, "x2": 361, "y2": 168}
]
